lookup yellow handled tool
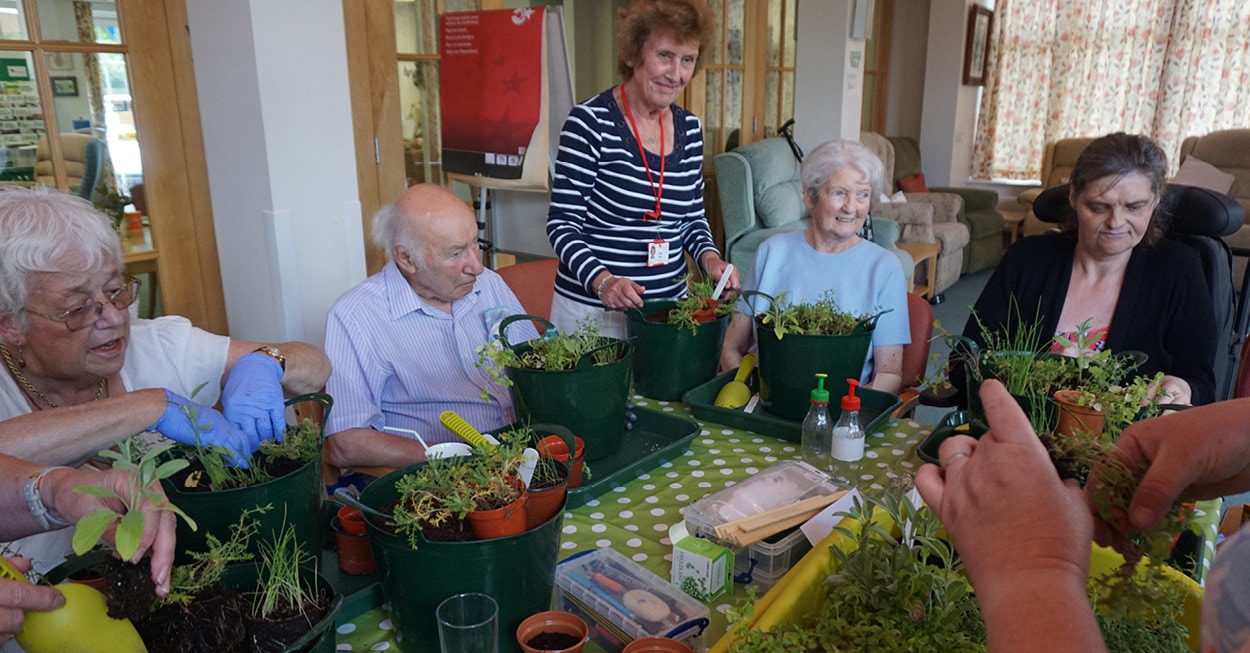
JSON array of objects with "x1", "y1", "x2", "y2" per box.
[
  {"x1": 439, "y1": 410, "x2": 497, "y2": 448},
  {"x1": 714, "y1": 353, "x2": 757, "y2": 409}
]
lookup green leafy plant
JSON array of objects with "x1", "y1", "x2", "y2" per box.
[
  {"x1": 72, "y1": 439, "x2": 198, "y2": 560},
  {"x1": 725, "y1": 492, "x2": 1193, "y2": 652},
  {"x1": 665, "y1": 276, "x2": 736, "y2": 334},
  {"x1": 174, "y1": 417, "x2": 322, "y2": 492},
  {"x1": 390, "y1": 431, "x2": 530, "y2": 549},
  {"x1": 161, "y1": 506, "x2": 269, "y2": 607},
  {"x1": 252, "y1": 519, "x2": 319, "y2": 620},
  {"x1": 753, "y1": 290, "x2": 871, "y2": 340},
  {"x1": 476, "y1": 317, "x2": 625, "y2": 395}
]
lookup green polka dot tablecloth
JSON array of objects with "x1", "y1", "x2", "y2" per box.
[
  {"x1": 330, "y1": 399, "x2": 1219, "y2": 652},
  {"x1": 332, "y1": 398, "x2": 926, "y2": 651}
]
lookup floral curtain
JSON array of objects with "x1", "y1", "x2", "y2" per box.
[
  {"x1": 73, "y1": 0, "x2": 117, "y2": 200},
  {"x1": 972, "y1": 0, "x2": 1250, "y2": 181}
]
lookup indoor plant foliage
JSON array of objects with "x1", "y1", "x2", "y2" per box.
[
  {"x1": 660, "y1": 275, "x2": 736, "y2": 334},
  {"x1": 389, "y1": 430, "x2": 529, "y2": 549},
  {"x1": 725, "y1": 494, "x2": 1194, "y2": 653},
  {"x1": 477, "y1": 316, "x2": 625, "y2": 386},
  {"x1": 751, "y1": 290, "x2": 873, "y2": 340},
  {"x1": 171, "y1": 417, "x2": 322, "y2": 492},
  {"x1": 72, "y1": 438, "x2": 198, "y2": 561}
]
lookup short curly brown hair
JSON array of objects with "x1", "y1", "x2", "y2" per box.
[{"x1": 617, "y1": 0, "x2": 717, "y2": 81}]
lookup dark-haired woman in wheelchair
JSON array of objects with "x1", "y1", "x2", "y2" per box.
[{"x1": 955, "y1": 132, "x2": 1216, "y2": 406}]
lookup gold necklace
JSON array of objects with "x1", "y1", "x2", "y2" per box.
[{"x1": 0, "y1": 343, "x2": 107, "y2": 409}]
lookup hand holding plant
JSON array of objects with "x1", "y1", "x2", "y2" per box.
[
  {"x1": 151, "y1": 388, "x2": 258, "y2": 467},
  {"x1": 68, "y1": 440, "x2": 197, "y2": 596}
]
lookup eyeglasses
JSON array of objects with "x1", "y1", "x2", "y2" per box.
[{"x1": 25, "y1": 276, "x2": 142, "y2": 331}]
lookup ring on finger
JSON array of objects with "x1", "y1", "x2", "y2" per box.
[{"x1": 941, "y1": 451, "x2": 971, "y2": 467}]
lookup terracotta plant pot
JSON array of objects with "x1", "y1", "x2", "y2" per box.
[
  {"x1": 525, "y1": 459, "x2": 569, "y2": 530},
  {"x1": 466, "y1": 477, "x2": 529, "y2": 540},
  {"x1": 334, "y1": 506, "x2": 376, "y2": 575},
  {"x1": 537, "y1": 433, "x2": 586, "y2": 488},
  {"x1": 622, "y1": 636, "x2": 694, "y2": 653},
  {"x1": 1053, "y1": 389, "x2": 1105, "y2": 438},
  {"x1": 516, "y1": 610, "x2": 589, "y2": 653},
  {"x1": 692, "y1": 298, "x2": 719, "y2": 323}
]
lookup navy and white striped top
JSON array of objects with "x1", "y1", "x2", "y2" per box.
[{"x1": 547, "y1": 88, "x2": 720, "y2": 306}]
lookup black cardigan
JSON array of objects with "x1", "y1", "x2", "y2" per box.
[{"x1": 953, "y1": 233, "x2": 1217, "y2": 406}]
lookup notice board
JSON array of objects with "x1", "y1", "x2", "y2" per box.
[{"x1": 440, "y1": 7, "x2": 572, "y2": 190}]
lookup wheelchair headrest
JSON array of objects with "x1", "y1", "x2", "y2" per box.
[{"x1": 1033, "y1": 183, "x2": 1244, "y2": 238}]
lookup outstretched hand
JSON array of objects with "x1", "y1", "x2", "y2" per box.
[
  {"x1": 151, "y1": 389, "x2": 258, "y2": 468},
  {"x1": 915, "y1": 380, "x2": 1092, "y2": 591},
  {"x1": 1089, "y1": 397, "x2": 1250, "y2": 546}
]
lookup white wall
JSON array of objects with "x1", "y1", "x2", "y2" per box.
[
  {"x1": 794, "y1": 0, "x2": 864, "y2": 150},
  {"x1": 917, "y1": 0, "x2": 979, "y2": 187},
  {"x1": 186, "y1": 0, "x2": 364, "y2": 347},
  {"x1": 885, "y1": 3, "x2": 930, "y2": 139}
]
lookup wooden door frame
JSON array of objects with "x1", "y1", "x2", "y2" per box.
[{"x1": 122, "y1": 0, "x2": 228, "y2": 332}]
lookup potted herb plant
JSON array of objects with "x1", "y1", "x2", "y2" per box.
[
  {"x1": 161, "y1": 393, "x2": 331, "y2": 563},
  {"x1": 720, "y1": 492, "x2": 1200, "y2": 652},
  {"x1": 743, "y1": 290, "x2": 883, "y2": 421},
  {"x1": 479, "y1": 316, "x2": 632, "y2": 461},
  {"x1": 359, "y1": 450, "x2": 565, "y2": 653},
  {"x1": 625, "y1": 276, "x2": 736, "y2": 400}
]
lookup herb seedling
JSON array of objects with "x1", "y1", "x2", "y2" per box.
[{"x1": 72, "y1": 439, "x2": 198, "y2": 560}]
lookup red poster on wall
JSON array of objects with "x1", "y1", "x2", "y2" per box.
[{"x1": 440, "y1": 7, "x2": 545, "y2": 182}]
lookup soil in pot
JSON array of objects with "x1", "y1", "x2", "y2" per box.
[
  {"x1": 167, "y1": 453, "x2": 305, "y2": 493},
  {"x1": 135, "y1": 586, "x2": 331, "y2": 653},
  {"x1": 372, "y1": 500, "x2": 475, "y2": 542},
  {"x1": 526, "y1": 631, "x2": 581, "y2": 649}
]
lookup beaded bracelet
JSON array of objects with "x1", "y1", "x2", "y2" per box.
[{"x1": 596, "y1": 274, "x2": 614, "y2": 297}]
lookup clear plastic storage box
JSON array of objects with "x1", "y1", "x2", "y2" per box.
[
  {"x1": 732, "y1": 526, "x2": 814, "y2": 593},
  {"x1": 555, "y1": 548, "x2": 711, "y2": 652},
  {"x1": 683, "y1": 460, "x2": 846, "y2": 547}
]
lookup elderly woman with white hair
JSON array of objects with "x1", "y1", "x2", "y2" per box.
[
  {"x1": 719, "y1": 139, "x2": 910, "y2": 393},
  {"x1": 0, "y1": 185, "x2": 330, "y2": 572}
]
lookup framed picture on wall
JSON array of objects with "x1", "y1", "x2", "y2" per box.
[
  {"x1": 50, "y1": 76, "x2": 78, "y2": 97},
  {"x1": 47, "y1": 51, "x2": 73, "y2": 72},
  {"x1": 962, "y1": 5, "x2": 993, "y2": 86}
]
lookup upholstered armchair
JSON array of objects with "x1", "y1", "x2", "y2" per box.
[
  {"x1": 1177, "y1": 129, "x2": 1250, "y2": 289},
  {"x1": 1016, "y1": 137, "x2": 1096, "y2": 239},
  {"x1": 860, "y1": 132, "x2": 968, "y2": 297},
  {"x1": 35, "y1": 133, "x2": 104, "y2": 200},
  {"x1": 887, "y1": 135, "x2": 1004, "y2": 273},
  {"x1": 714, "y1": 137, "x2": 914, "y2": 283}
]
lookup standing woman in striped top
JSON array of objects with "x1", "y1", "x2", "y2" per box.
[{"x1": 546, "y1": 0, "x2": 738, "y2": 338}]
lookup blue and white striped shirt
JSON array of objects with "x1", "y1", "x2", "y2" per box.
[
  {"x1": 323, "y1": 261, "x2": 538, "y2": 445},
  {"x1": 547, "y1": 88, "x2": 720, "y2": 306}
]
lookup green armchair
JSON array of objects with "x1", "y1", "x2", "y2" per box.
[
  {"x1": 887, "y1": 135, "x2": 1004, "y2": 273},
  {"x1": 714, "y1": 137, "x2": 914, "y2": 284}
]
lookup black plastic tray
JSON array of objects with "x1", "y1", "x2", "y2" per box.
[
  {"x1": 556, "y1": 406, "x2": 701, "y2": 509},
  {"x1": 682, "y1": 370, "x2": 902, "y2": 442},
  {"x1": 916, "y1": 410, "x2": 976, "y2": 464}
]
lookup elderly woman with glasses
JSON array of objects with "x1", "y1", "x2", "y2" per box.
[{"x1": 0, "y1": 185, "x2": 330, "y2": 572}]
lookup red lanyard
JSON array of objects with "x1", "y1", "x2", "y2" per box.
[{"x1": 620, "y1": 84, "x2": 665, "y2": 221}]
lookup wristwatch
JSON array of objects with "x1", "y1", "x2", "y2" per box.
[
  {"x1": 23, "y1": 467, "x2": 72, "y2": 530},
  {"x1": 252, "y1": 345, "x2": 287, "y2": 372}
]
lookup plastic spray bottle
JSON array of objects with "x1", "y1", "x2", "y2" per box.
[
  {"x1": 801, "y1": 373, "x2": 833, "y2": 469},
  {"x1": 830, "y1": 378, "x2": 864, "y2": 462}
]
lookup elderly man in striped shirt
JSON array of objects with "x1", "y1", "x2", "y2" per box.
[{"x1": 323, "y1": 184, "x2": 537, "y2": 470}]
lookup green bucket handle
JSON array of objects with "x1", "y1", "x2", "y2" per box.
[
  {"x1": 498, "y1": 313, "x2": 558, "y2": 351},
  {"x1": 496, "y1": 313, "x2": 632, "y2": 370},
  {"x1": 738, "y1": 289, "x2": 776, "y2": 317},
  {"x1": 285, "y1": 392, "x2": 333, "y2": 433}
]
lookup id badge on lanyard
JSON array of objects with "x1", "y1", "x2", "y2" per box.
[{"x1": 647, "y1": 238, "x2": 669, "y2": 267}]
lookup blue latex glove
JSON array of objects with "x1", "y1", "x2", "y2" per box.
[
  {"x1": 151, "y1": 389, "x2": 257, "y2": 468},
  {"x1": 221, "y1": 352, "x2": 286, "y2": 444}
]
